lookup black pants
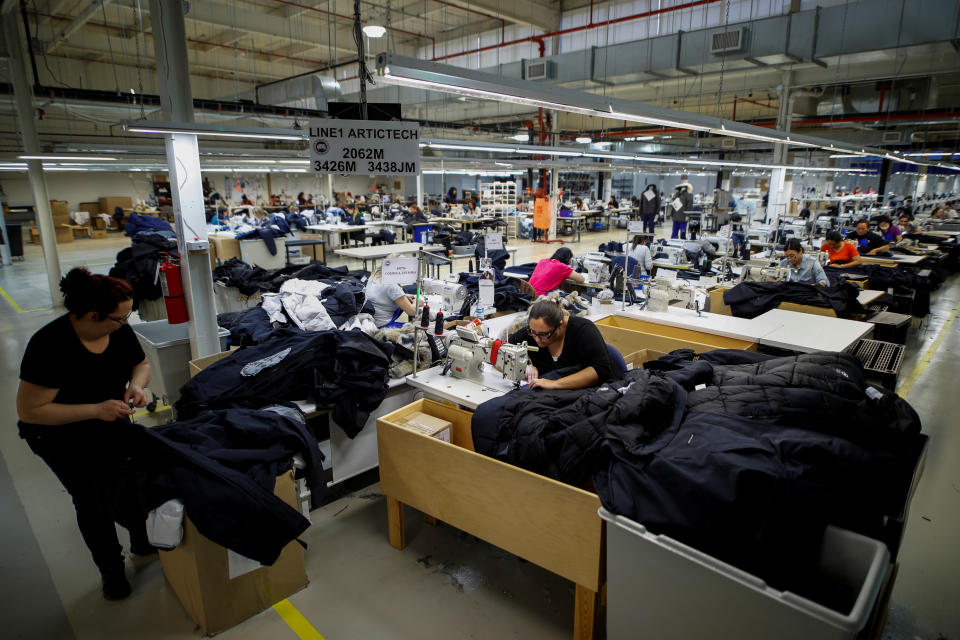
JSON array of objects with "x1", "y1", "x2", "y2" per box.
[
  {"x1": 641, "y1": 213, "x2": 656, "y2": 234},
  {"x1": 21, "y1": 423, "x2": 147, "y2": 576}
]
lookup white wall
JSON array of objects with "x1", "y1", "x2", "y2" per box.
[
  {"x1": 0, "y1": 171, "x2": 156, "y2": 208},
  {"x1": 0, "y1": 170, "x2": 407, "y2": 211}
]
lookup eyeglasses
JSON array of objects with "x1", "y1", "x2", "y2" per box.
[
  {"x1": 528, "y1": 325, "x2": 558, "y2": 340},
  {"x1": 105, "y1": 312, "x2": 133, "y2": 324}
]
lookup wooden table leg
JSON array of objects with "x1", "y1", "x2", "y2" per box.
[
  {"x1": 386, "y1": 496, "x2": 406, "y2": 550},
  {"x1": 573, "y1": 583, "x2": 597, "y2": 640}
]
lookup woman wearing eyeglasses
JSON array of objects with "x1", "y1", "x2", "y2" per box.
[
  {"x1": 16, "y1": 268, "x2": 151, "y2": 600},
  {"x1": 509, "y1": 299, "x2": 612, "y2": 390}
]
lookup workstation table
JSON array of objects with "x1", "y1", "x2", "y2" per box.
[
  {"x1": 555, "y1": 215, "x2": 584, "y2": 242},
  {"x1": 859, "y1": 253, "x2": 927, "y2": 266},
  {"x1": 365, "y1": 219, "x2": 409, "y2": 242},
  {"x1": 284, "y1": 237, "x2": 326, "y2": 265},
  {"x1": 452, "y1": 245, "x2": 519, "y2": 267},
  {"x1": 333, "y1": 242, "x2": 445, "y2": 271},
  {"x1": 304, "y1": 223, "x2": 367, "y2": 249}
]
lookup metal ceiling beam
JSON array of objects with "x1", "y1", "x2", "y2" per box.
[
  {"x1": 47, "y1": 0, "x2": 115, "y2": 53},
  {"x1": 433, "y1": 0, "x2": 560, "y2": 32}
]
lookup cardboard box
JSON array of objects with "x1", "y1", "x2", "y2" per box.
[
  {"x1": 209, "y1": 233, "x2": 241, "y2": 263},
  {"x1": 92, "y1": 229, "x2": 108, "y2": 239},
  {"x1": 623, "y1": 348, "x2": 666, "y2": 371},
  {"x1": 78, "y1": 202, "x2": 101, "y2": 215},
  {"x1": 50, "y1": 200, "x2": 69, "y2": 216},
  {"x1": 158, "y1": 470, "x2": 308, "y2": 635},
  {"x1": 55, "y1": 225, "x2": 74, "y2": 243},
  {"x1": 92, "y1": 217, "x2": 107, "y2": 229},
  {"x1": 708, "y1": 286, "x2": 733, "y2": 316},
  {"x1": 402, "y1": 411, "x2": 452, "y2": 442},
  {"x1": 98, "y1": 196, "x2": 133, "y2": 214},
  {"x1": 188, "y1": 349, "x2": 237, "y2": 378}
]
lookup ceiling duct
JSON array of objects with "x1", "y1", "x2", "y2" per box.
[
  {"x1": 807, "y1": 79, "x2": 939, "y2": 117},
  {"x1": 257, "y1": 75, "x2": 342, "y2": 113}
]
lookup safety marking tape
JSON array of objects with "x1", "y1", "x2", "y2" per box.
[
  {"x1": 272, "y1": 599, "x2": 326, "y2": 640},
  {"x1": 897, "y1": 301, "x2": 960, "y2": 399}
]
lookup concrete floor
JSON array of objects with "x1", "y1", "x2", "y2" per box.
[{"x1": 1, "y1": 227, "x2": 958, "y2": 640}]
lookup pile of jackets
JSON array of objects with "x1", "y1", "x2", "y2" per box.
[
  {"x1": 722, "y1": 281, "x2": 865, "y2": 319},
  {"x1": 109, "y1": 233, "x2": 179, "y2": 303},
  {"x1": 471, "y1": 350, "x2": 923, "y2": 595},
  {"x1": 124, "y1": 213, "x2": 174, "y2": 238},
  {"x1": 826, "y1": 264, "x2": 940, "y2": 316},
  {"x1": 176, "y1": 329, "x2": 393, "y2": 437}
]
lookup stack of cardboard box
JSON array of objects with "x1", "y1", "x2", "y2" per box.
[
  {"x1": 50, "y1": 200, "x2": 74, "y2": 243},
  {"x1": 79, "y1": 202, "x2": 108, "y2": 238}
]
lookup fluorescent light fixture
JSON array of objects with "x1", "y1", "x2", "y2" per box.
[
  {"x1": 277, "y1": 159, "x2": 310, "y2": 164},
  {"x1": 362, "y1": 24, "x2": 386, "y2": 38},
  {"x1": 19, "y1": 155, "x2": 117, "y2": 161},
  {"x1": 575, "y1": 136, "x2": 592, "y2": 144},
  {"x1": 429, "y1": 143, "x2": 518, "y2": 153},
  {"x1": 125, "y1": 121, "x2": 304, "y2": 141},
  {"x1": 905, "y1": 151, "x2": 960, "y2": 157},
  {"x1": 635, "y1": 136, "x2": 655, "y2": 141},
  {"x1": 510, "y1": 133, "x2": 529, "y2": 142},
  {"x1": 44, "y1": 167, "x2": 88, "y2": 171},
  {"x1": 829, "y1": 154, "x2": 865, "y2": 158}
]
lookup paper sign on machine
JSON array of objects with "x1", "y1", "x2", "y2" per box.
[
  {"x1": 484, "y1": 232, "x2": 503, "y2": 250},
  {"x1": 382, "y1": 257, "x2": 419, "y2": 285}
]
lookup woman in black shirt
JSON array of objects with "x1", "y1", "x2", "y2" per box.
[
  {"x1": 17, "y1": 268, "x2": 151, "y2": 600},
  {"x1": 509, "y1": 299, "x2": 612, "y2": 390}
]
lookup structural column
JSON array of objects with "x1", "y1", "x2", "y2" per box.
[
  {"x1": 416, "y1": 173, "x2": 423, "y2": 208},
  {"x1": 2, "y1": 12, "x2": 63, "y2": 305},
  {"x1": 149, "y1": 0, "x2": 219, "y2": 358},
  {"x1": 767, "y1": 72, "x2": 794, "y2": 227}
]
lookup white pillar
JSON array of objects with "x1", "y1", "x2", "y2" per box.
[
  {"x1": 549, "y1": 168, "x2": 559, "y2": 239},
  {"x1": 327, "y1": 174, "x2": 335, "y2": 204},
  {"x1": 0, "y1": 189, "x2": 11, "y2": 265},
  {"x1": 2, "y1": 13, "x2": 63, "y2": 304},
  {"x1": 602, "y1": 173, "x2": 613, "y2": 202},
  {"x1": 150, "y1": 0, "x2": 219, "y2": 358},
  {"x1": 416, "y1": 172, "x2": 423, "y2": 208}
]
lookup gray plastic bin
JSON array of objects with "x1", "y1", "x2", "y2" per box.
[
  {"x1": 601, "y1": 507, "x2": 889, "y2": 640},
  {"x1": 132, "y1": 321, "x2": 229, "y2": 408}
]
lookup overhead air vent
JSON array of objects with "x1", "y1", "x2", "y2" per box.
[
  {"x1": 882, "y1": 131, "x2": 902, "y2": 144},
  {"x1": 524, "y1": 60, "x2": 555, "y2": 81},
  {"x1": 710, "y1": 28, "x2": 744, "y2": 54},
  {"x1": 721, "y1": 138, "x2": 737, "y2": 148}
]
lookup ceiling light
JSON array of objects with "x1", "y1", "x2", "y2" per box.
[
  {"x1": 575, "y1": 136, "x2": 592, "y2": 144},
  {"x1": 429, "y1": 143, "x2": 517, "y2": 153},
  {"x1": 636, "y1": 136, "x2": 655, "y2": 141},
  {"x1": 363, "y1": 24, "x2": 386, "y2": 38},
  {"x1": 125, "y1": 122, "x2": 304, "y2": 141},
  {"x1": 510, "y1": 133, "x2": 529, "y2": 142},
  {"x1": 19, "y1": 155, "x2": 117, "y2": 161}
]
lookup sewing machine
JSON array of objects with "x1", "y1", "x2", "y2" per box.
[
  {"x1": 421, "y1": 277, "x2": 469, "y2": 315},
  {"x1": 641, "y1": 280, "x2": 708, "y2": 315},
  {"x1": 442, "y1": 324, "x2": 539, "y2": 387},
  {"x1": 583, "y1": 259, "x2": 611, "y2": 285}
]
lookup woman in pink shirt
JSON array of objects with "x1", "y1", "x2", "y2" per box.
[{"x1": 528, "y1": 247, "x2": 585, "y2": 296}]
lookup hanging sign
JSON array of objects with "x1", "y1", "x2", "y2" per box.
[
  {"x1": 644, "y1": 189, "x2": 656, "y2": 201},
  {"x1": 485, "y1": 232, "x2": 503, "y2": 250},
  {"x1": 381, "y1": 257, "x2": 419, "y2": 285},
  {"x1": 659, "y1": 269, "x2": 678, "y2": 281},
  {"x1": 627, "y1": 221, "x2": 644, "y2": 234},
  {"x1": 533, "y1": 197, "x2": 551, "y2": 230},
  {"x1": 671, "y1": 197, "x2": 684, "y2": 211},
  {"x1": 309, "y1": 118, "x2": 420, "y2": 176},
  {"x1": 478, "y1": 279, "x2": 495, "y2": 307}
]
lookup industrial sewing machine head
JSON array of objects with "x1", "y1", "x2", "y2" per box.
[
  {"x1": 443, "y1": 323, "x2": 538, "y2": 387},
  {"x1": 643, "y1": 280, "x2": 707, "y2": 316}
]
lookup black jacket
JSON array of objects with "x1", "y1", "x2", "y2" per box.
[
  {"x1": 639, "y1": 185, "x2": 660, "y2": 215},
  {"x1": 722, "y1": 281, "x2": 865, "y2": 318},
  {"x1": 99, "y1": 407, "x2": 320, "y2": 565},
  {"x1": 176, "y1": 329, "x2": 393, "y2": 436}
]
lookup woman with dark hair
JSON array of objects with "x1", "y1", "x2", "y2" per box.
[
  {"x1": 780, "y1": 237, "x2": 828, "y2": 285},
  {"x1": 445, "y1": 186, "x2": 459, "y2": 204},
  {"x1": 297, "y1": 192, "x2": 307, "y2": 206},
  {"x1": 509, "y1": 299, "x2": 613, "y2": 389},
  {"x1": 820, "y1": 230, "x2": 862, "y2": 268},
  {"x1": 16, "y1": 268, "x2": 152, "y2": 601},
  {"x1": 528, "y1": 247, "x2": 585, "y2": 296},
  {"x1": 876, "y1": 215, "x2": 902, "y2": 244},
  {"x1": 628, "y1": 234, "x2": 653, "y2": 274}
]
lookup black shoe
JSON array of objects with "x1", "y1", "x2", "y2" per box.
[{"x1": 101, "y1": 568, "x2": 132, "y2": 601}]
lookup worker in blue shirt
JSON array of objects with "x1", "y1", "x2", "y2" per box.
[{"x1": 780, "y1": 238, "x2": 829, "y2": 286}]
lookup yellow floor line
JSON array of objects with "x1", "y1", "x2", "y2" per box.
[
  {"x1": 272, "y1": 599, "x2": 326, "y2": 640},
  {"x1": 897, "y1": 301, "x2": 960, "y2": 399},
  {"x1": 0, "y1": 284, "x2": 24, "y2": 313}
]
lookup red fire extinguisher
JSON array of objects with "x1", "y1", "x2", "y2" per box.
[{"x1": 159, "y1": 255, "x2": 189, "y2": 324}]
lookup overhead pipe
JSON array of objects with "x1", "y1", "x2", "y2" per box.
[{"x1": 431, "y1": 0, "x2": 722, "y2": 63}]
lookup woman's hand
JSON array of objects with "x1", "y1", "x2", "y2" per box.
[
  {"x1": 525, "y1": 365, "x2": 538, "y2": 384},
  {"x1": 529, "y1": 377, "x2": 558, "y2": 390},
  {"x1": 95, "y1": 399, "x2": 134, "y2": 422},
  {"x1": 124, "y1": 384, "x2": 148, "y2": 408}
]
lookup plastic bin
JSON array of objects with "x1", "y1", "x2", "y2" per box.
[
  {"x1": 601, "y1": 507, "x2": 889, "y2": 640},
  {"x1": 132, "y1": 321, "x2": 230, "y2": 408},
  {"x1": 213, "y1": 281, "x2": 262, "y2": 314}
]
